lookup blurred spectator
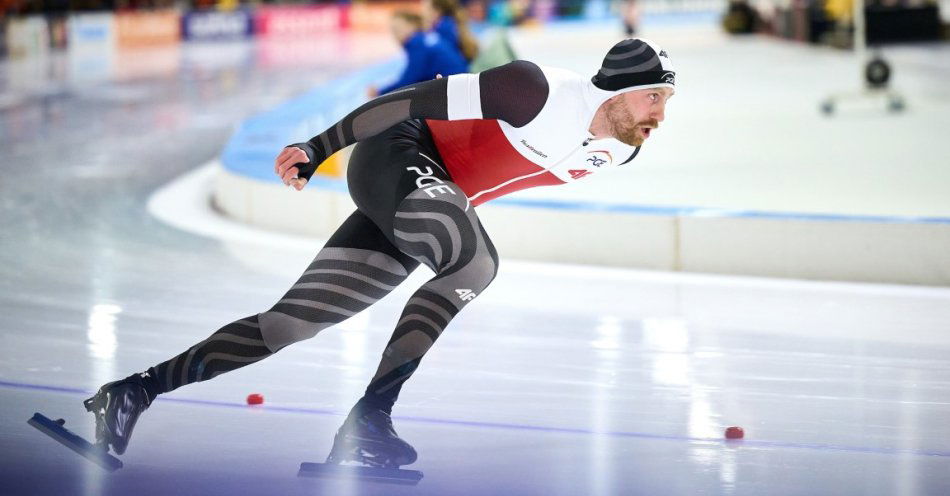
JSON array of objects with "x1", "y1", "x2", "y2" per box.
[
  {"x1": 422, "y1": 0, "x2": 479, "y2": 62},
  {"x1": 722, "y1": 0, "x2": 760, "y2": 34},
  {"x1": 621, "y1": 0, "x2": 640, "y2": 36},
  {"x1": 370, "y1": 10, "x2": 469, "y2": 97},
  {"x1": 487, "y1": 0, "x2": 531, "y2": 25},
  {"x1": 825, "y1": 0, "x2": 853, "y2": 21}
]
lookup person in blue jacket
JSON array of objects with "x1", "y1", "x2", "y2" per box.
[
  {"x1": 423, "y1": 0, "x2": 479, "y2": 62},
  {"x1": 370, "y1": 11, "x2": 469, "y2": 97}
]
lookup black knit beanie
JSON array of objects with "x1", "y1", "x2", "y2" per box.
[{"x1": 592, "y1": 38, "x2": 676, "y2": 91}]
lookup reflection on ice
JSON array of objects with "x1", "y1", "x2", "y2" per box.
[
  {"x1": 339, "y1": 310, "x2": 370, "y2": 366},
  {"x1": 86, "y1": 303, "x2": 120, "y2": 360}
]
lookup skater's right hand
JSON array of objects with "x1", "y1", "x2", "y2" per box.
[{"x1": 275, "y1": 145, "x2": 313, "y2": 191}]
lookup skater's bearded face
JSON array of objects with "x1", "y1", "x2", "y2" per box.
[{"x1": 604, "y1": 88, "x2": 673, "y2": 146}]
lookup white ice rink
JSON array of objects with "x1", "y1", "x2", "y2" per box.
[{"x1": 2, "y1": 13, "x2": 949, "y2": 496}]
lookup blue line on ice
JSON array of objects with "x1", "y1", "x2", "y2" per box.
[{"x1": 4, "y1": 379, "x2": 949, "y2": 458}]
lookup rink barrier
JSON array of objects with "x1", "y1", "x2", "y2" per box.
[
  {"x1": 214, "y1": 162, "x2": 950, "y2": 286},
  {"x1": 0, "y1": 3, "x2": 723, "y2": 59},
  {"x1": 2, "y1": 6, "x2": 349, "y2": 59},
  {"x1": 181, "y1": 9, "x2": 254, "y2": 41},
  {"x1": 253, "y1": 5, "x2": 348, "y2": 38},
  {"x1": 114, "y1": 10, "x2": 180, "y2": 48},
  {"x1": 4, "y1": 15, "x2": 50, "y2": 58}
]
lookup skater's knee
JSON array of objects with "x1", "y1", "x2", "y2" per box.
[
  {"x1": 424, "y1": 247, "x2": 498, "y2": 309},
  {"x1": 462, "y1": 248, "x2": 499, "y2": 294}
]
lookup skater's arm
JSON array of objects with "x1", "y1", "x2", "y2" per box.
[
  {"x1": 276, "y1": 61, "x2": 549, "y2": 189},
  {"x1": 444, "y1": 60, "x2": 549, "y2": 126}
]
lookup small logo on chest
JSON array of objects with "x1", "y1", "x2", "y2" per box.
[
  {"x1": 520, "y1": 139, "x2": 548, "y2": 159},
  {"x1": 566, "y1": 150, "x2": 613, "y2": 181},
  {"x1": 586, "y1": 150, "x2": 612, "y2": 168}
]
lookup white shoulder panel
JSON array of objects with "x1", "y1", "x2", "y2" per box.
[
  {"x1": 498, "y1": 66, "x2": 597, "y2": 169},
  {"x1": 446, "y1": 73, "x2": 483, "y2": 121}
]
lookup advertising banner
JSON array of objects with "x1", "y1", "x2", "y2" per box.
[
  {"x1": 115, "y1": 10, "x2": 180, "y2": 48},
  {"x1": 5, "y1": 15, "x2": 50, "y2": 58},
  {"x1": 68, "y1": 13, "x2": 115, "y2": 52},
  {"x1": 67, "y1": 13, "x2": 116, "y2": 83},
  {"x1": 182, "y1": 9, "x2": 253, "y2": 41},
  {"x1": 254, "y1": 6, "x2": 347, "y2": 38}
]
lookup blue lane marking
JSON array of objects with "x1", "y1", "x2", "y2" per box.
[
  {"x1": 485, "y1": 197, "x2": 950, "y2": 224},
  {"x1": 219, "y1": 58, "x2": 402, "y2": 182},
  {"x1": 4, "y1": 379, "x2": 949, "y2": 458}
]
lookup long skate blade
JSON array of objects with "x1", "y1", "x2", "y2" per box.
[
  {"x1": 298, "y1": 462, "x2": 423, "y2": 485},
  {"x1": 27, "y1": 413, "x2": 123, "y2": 472}
]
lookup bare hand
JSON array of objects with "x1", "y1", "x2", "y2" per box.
[
  {"x1": 367, "y1": 86, "x2": 378, "y2": 98},
  {"x1": 274, "y1": 146, "x2": 310, "y2": 191}
]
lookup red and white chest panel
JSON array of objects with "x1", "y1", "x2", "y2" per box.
[{"x1": 429, "y1": 66, "x2": 639, "y2": 206}]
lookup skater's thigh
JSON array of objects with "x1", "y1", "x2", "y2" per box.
[
  {"x1": 344, "y1": 120, "x2": 496, "y2": 281},
  {"x1": 258, "y1": 211, "x2": 419, "y2": 351},
  {"x1": 346, "y1": 120, "x2": 451, "y2": 244},
  {"x1": 324, "y1": 210, "x2": 420, "y2": 272},
  {"x1": 393, "y1": 183, "x2": 498, "y2": 285}
]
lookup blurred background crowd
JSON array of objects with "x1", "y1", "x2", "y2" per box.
[{"x1": 1, "y1": 0, "x2": 944, "y2": 61}]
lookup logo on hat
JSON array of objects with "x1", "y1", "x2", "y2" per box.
[{"x1": 662, "y1": 71, "x2": 675, "y2": 85}]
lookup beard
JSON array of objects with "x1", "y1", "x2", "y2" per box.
[{"x1": 606, "y1": 99, "x2": 659, "y2": 146}]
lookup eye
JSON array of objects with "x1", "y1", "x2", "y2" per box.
[{"x1": 649, "y1": 93, "x2": 659, "y2": 102}]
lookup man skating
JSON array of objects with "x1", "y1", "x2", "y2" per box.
[{"x1": 84, "y1": 37, "x2": 675, "y2": 471}]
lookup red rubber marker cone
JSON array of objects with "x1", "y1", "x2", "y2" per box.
[
  {"x1": 246, "y1": 393, "x2": 264, "y2": 405},
  {"x1": 724, "y1": 426, "x2": 744, "y2": 439}
]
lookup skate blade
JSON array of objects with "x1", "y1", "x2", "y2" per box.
[
  {"x1": 298, "y1": 462, "x2": 422, "y2": 485},
  {"x1": 27, "y1": 413, "x2": 123, "y2": 472}
]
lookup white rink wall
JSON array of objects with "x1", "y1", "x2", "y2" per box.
[{"x1": 214, "y1": 164, "x2": 950, "y2": 286}]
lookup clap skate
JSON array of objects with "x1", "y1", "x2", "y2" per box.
[
  {"x1": 27, "y1": 413, "x2": 122, "y2": 472},
  {"x1": 27, "y1": 375, "x2": 151, "y2": 472},
  {"x1": 298, "y1": 406, "x2": 423, "y2": 485}
]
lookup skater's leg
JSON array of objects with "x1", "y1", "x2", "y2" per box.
[
  {"x1": 359, "y1": 182, "x2": 499, "y2": 413},
  {"x1": 136, "y1": 210, "x2": 419, "y2": 401},
  {"x1": 90, "y1": 210, "x2": 416, "y2": 453},
  {"x1": 326, "y1": 181, "x2": 497, "y2": 467},
  {"x1": 323, "y1": 121, "x2": 497, "y2": 467},
  {"x1": 137, "y1": 315, "x2": 266, "y2": 400}
]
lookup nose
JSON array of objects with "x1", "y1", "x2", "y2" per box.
[{"x1": 653, "y1": 101, "x2": 666, "y2": 123}]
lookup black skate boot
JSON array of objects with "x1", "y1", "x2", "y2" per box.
[
  {"x1": 297, "y1": 404, "x2": 423, "y2": 484},
  {"x1": 83, "y1": 374, "x2": 152, "y2": 455},
  {"x1": 326, "y1": 406, "x2": 417, "y2": 468}
]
